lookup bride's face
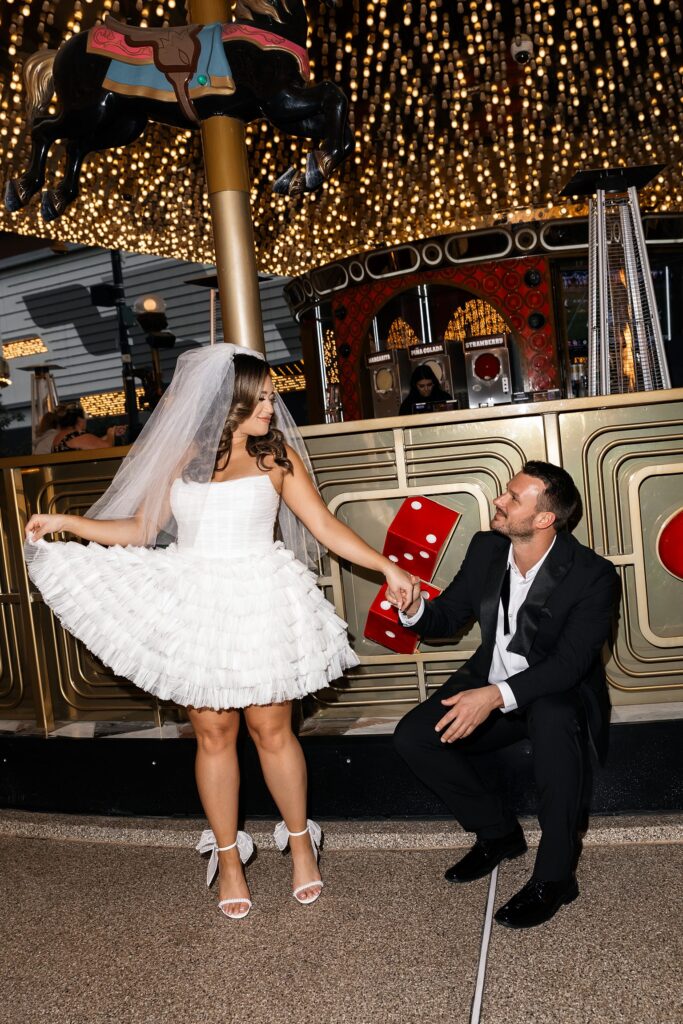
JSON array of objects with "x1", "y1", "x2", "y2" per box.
[{"x1": 238, "y1": 373, "x2": 278, "y2": 438}]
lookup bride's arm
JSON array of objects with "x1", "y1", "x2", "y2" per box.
[
  {"x1": 279, "y1": 449, "x2": 415, "y2": 609},
  {"x1": 25, "y1": 511, "x2": 146, "y2": 546}
]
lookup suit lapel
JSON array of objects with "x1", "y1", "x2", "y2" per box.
[
  {"x1": 479, "y1": 538, "x2": 510, "y2": 652},
  {"x1": 507, "y1": 531, "x2": 575, "y2": 658}
]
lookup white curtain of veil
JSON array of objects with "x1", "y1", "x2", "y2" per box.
[{"x1": 84, "y1": 343, "x2": 323, "y2": 570}]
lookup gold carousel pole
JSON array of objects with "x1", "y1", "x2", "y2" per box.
[{"x1": 187, "y1": 0, "x2": 265, "y2": 354}]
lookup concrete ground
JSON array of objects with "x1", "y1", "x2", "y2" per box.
[{"x1": 0, "y1": 812, "x2": 681, "y2": 1024}]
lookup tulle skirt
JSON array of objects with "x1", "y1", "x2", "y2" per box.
[{"x1": 25, "y1": 539, "x2": 359, "y2": 709}]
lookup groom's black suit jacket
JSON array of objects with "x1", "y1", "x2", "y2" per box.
[{"x1": 412, "y1": 529, "x2": 621, "y2": 761}]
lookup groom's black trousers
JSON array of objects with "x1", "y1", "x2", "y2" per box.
[{"x1": 394, "y1": 676, "x2": 590, "y2": 881}]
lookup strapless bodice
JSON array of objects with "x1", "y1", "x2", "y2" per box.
[{"x1": 170, "y1": 474, "x2": 280, "y2": 558}]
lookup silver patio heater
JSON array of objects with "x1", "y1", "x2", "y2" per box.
[
  {"x1": 19, "y1": 363, "x2": 62, "y2": 447},
  {"x1": 561, "y1": 166, "x2": 672, "y2": 396}
]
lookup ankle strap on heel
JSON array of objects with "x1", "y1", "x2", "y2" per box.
[
  {"x1": 273, "y1": 819, "x2": 322, "y2": 854},
  {"x1": 196, "y1": 829, "x2": 254, "y2": 887}
]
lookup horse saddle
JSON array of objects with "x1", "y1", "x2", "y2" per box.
[{"x1": 103, "y1": 16, "x2": 202, "y2": 123}]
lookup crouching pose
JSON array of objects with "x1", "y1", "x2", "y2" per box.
[{"x1": 394, "y1": 461, "x2": 620, "y2": 928}]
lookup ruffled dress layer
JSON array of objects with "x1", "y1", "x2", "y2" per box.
[{"x1": 24, "y1": 474, "x2": 359, "y2": 709}]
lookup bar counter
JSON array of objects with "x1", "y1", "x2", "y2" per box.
[{"x1": 2, "y1": 388, "x2": 682, "y2": 733}]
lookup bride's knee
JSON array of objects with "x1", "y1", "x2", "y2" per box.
[{"x1": 191, "y1": 710, "x2": 240, "y2": 754}]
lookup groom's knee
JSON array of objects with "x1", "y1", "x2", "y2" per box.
[{"x1": 393, "y1": 700, "x2": 440, "y2": 765}]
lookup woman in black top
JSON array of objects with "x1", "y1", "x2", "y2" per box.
[{"x1": 399, "y1": 364, "x2": 453, "y2": 415}]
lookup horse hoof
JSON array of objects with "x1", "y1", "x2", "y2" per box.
[
  {"x1": 4, "y1": 179, "x2": 29, "y2": 212},
  {"x1": 273, "y1": 166, "x2": 297, "y2": 195},
  {"x1": 305, "y1": 152, "x2": 324, "y2": 192},
  {"x1": 40, "y1": 190, "x2": 61, "y2": 222}
]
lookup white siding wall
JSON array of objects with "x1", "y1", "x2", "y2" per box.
[{"x1": 0, "y1": 246, "x2": 301, "y2": 414}]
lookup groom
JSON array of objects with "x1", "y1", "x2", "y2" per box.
[{"x1": 393, "y1": 461, "x2": 620, "y2": 928}]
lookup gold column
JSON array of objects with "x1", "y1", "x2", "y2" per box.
[{"x1": 187, "y1": 0, "x2": 265, "y2": 353}]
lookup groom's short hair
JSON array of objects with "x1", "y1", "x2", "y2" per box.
[{"x1": 523, "y1": 461, "x2": 582, "y2": 533}]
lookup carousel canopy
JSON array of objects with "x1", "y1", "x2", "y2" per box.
[{"x1": 0, "y1": 0, "x2": 681, "y2": 276}]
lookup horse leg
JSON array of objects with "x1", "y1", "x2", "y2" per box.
[
  {"x1": 266, "y1": 81, "x2": 353, "y2": 195},
  {"x1": 41, "y1": 114, "x2": 147, "y2": 221},
  {"x1": 4, "y1": 114, "x2": 65, "y2": 212}
]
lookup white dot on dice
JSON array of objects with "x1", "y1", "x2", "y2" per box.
[
  {"x1": 380, "y1": 600, "x2": 391, "y2": 611},
  {"x1": 385, "y1": 630, "x2": 396, "y2": 638},
  {"x1": 426, "y1": 533, "x2": 437, "y2": 543},
  {"x1": 404, "y1": 552, "x2": 414, "y2": 560},
  {"x1": 389, "y1": 554, "x2": 399, "y2": 562},
  {"x1": 421, "y1": 591, "x2": 430, "y2": 600},
  {"x1": 410, "y1": 500, "x2": 422, "y2": 510},
  {"x1": 419, "y1": 550, "x2": 429, "y2": 558}
]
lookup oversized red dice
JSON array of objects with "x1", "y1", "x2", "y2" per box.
[
  {"x1": 382, "y1": 496, "x2": 461, "y2": 578},
  {"x1": 364, "y1": 580, "x2": 442, "y2": 655}
]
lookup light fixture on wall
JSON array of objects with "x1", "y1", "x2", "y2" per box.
[{"x1": 0, "y1": 358, "x2": 11, "y2": 387}]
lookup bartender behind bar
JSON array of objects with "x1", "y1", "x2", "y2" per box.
[{"x1": 399, "y1": 362, "x2": 455, "y2": 415}]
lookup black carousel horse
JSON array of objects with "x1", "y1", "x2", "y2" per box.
[{"x1": 5, "y1": 0, "x2": 353, "y2": 221}]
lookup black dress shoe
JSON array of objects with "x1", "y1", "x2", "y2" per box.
[
  {"x1": 445, "y1": 825, "x2": 527, "y2": 883},
  {"x1": 494, "y1": 876, "x2": 579, "y2": 929}
]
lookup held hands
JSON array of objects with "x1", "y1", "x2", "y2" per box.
[
  {"x1": 435, "y1": 685, "x2": 504, "y2": 743},
  {"x1": 25, "y1": 513, "x2": 66, "y2": 543},
  {"x1": 383, "y1": 564, "x2": 418, "y2": 612}
]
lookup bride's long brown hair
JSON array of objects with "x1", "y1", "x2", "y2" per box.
[{"x1": 184, "y1": 353, "x2": 292, "y2": 481}]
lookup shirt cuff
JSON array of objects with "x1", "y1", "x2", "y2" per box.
[
  {"x1": 493, "y1": 681, "x2": 518, "y2": 713},
  {"x1": 398, "y1": 598, "x2": 425, "y2": 627}
]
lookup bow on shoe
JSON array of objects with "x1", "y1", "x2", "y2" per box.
[
  {"x1": 273, "y1": 819, "x2": 322, "y2": 853},
  {"x1": 195, "y1": 829, "x2": 255, "y2": 887}
]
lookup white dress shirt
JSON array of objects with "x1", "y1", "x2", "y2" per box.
[{"x1": 399, "y1": 538, "x2": 556, "y2": 712}]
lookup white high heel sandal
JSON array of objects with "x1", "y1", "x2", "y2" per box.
[
  {"x1": 273, "y1": 819, "x2": 324, "y2": 905},
  {"x1": 196, "y1": 829, "x2": 254, "y2": 920}
]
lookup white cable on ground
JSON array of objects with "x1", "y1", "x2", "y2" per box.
[{"x1": 470, "y1": 865, "x2": 499, "y2": 1024}]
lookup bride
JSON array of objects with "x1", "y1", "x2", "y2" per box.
[{"x1": 24, "y1": 344, "x2": 414, "y2": 919}]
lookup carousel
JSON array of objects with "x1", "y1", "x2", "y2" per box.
[{"x1": 0, "y1": 0, "x2": 680, "y2": 736}]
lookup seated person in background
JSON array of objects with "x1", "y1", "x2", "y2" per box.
[
  {"x1": 51, "y1": 403, "x2": 125, "y2": 452},
  {"x1": 33, "y1": 410, "x2": 59, "y2": 454},
  {"x1": 399, "y1": 363, "x2": 453, "y2": 415}
]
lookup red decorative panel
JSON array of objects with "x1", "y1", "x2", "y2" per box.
[
  {"x1": 331, "y1": 255, "x2": 559, "y2": 420},
  {"x1": 658, "y1": 508, "x2": 683, "y2": 581}
]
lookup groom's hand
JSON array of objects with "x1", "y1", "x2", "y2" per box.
[{"x1": 435, "y1": 685, "x2": 504, "y2": 742}]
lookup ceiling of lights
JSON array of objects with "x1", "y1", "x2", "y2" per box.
[{"x1": 0, "y1": 0, "x2": 681, "y2": 277}]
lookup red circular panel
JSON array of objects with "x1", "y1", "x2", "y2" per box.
[
  {"x1": 526, "y1": 290, "x2": 543, "y2": 309},
  {"x1": 531, "y1": 332, "x2": 549, "y2": 350},
  {"x1": 473, "y1": 353, "x2": 501, "y2": 381},
  {"x1": 484, "y1": 274, "x2": 500, "y2": 292},
  {"x1": 503, "y1": 271, "x2": 520, "y2": 290},
  {"x1": 532, "y1": 354, "x2": 548, "y2": 371},
  {"x1": 509, "y1": 313, "x2": 525, "y2": 331},
  {"x1": 658, "y1": 508, "x2": 683, "y2": 580},
  {"x1": 506, "y1": 292, "x2": 522, "y2": 311}
]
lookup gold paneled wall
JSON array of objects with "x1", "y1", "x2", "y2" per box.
[{"x1": 3, "y1": 391, "x2": 682, "y2": 732}]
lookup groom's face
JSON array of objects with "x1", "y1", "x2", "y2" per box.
[{"x1": 491, "y1": 473, "x2": 550, "y2": 539}]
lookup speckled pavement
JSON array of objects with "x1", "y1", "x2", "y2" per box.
[{"x1": 0, "y1": 813, "x2": 681, "y2": 1024}]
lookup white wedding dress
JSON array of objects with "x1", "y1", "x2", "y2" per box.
[{"x1": 25, "y1": 474, "x2": 359, "y2": 709}]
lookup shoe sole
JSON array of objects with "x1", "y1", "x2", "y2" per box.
[{"x1": 445, "y1": 843, "x2": 528, "y2": 884}]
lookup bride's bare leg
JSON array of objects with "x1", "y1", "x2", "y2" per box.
[
  {"x1": 244, "y1": 701, "x2": 322, "y2": 902},
  {"x1": 187, "y1": 707, "x2": 250, "y2": 917}
]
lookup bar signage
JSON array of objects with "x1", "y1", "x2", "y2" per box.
[
  {"x1": 366, "y1": 352, "x2": 394, "y2": 366},
  {"x1": 463, "y1": 334, "x2": 507, "y2": 351},
  {"x1": 408, "y1": 343, "x2": 445, "y2": 358}
]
